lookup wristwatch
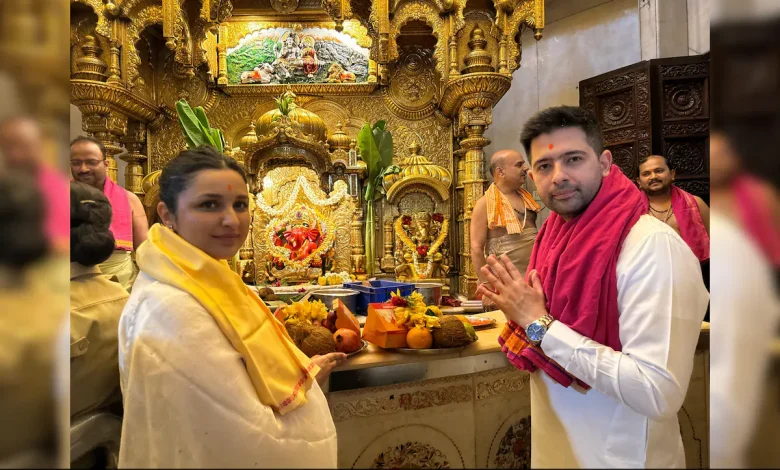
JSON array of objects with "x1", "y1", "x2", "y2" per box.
[{"x1": 525, "y1": 313, "x2": 555, "y2": 346}]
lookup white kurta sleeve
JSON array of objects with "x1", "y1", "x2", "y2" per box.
[
  {"x1": 539, "y1": 230, "x2": 709, "y2": 420},
  {"x1": 118, "y1": 287, "x2": 337, "y2": 469}
]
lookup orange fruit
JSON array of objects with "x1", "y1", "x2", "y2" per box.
[{"x1": 406, "y1": 327, "x2": 433, "y2": 349}]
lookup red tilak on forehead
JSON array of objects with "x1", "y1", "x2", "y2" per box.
[
  {"x1": 228, "y1": 184, "x2": 233, "y2": 191},
  {"x1": 548, "y1": 144, "x2": 554, "y2": 150}
]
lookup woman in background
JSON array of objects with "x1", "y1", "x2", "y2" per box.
[
  {"x1": 118, "y1": 146, "x2": 345, "y2": 468},
  {"x1": 70, "y1": 181, "x2": 128, "y2": 420}
]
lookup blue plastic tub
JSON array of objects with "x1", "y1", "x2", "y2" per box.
[{"x1": 342, "y1": 280, "x2": 415, "y2": 314}]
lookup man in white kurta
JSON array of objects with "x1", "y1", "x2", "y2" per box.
[
  {"x1": 531, "y1": 214, "x2": 708, "y2": 467},
  {"x1": 478, "y1": 106, "x2": 710, "y2": 468},
  {"x1": 118, "y1": 273, "x2": 338, "y2": 468}
]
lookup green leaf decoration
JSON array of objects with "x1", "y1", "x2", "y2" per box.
[
  {"x1": 358, "y1": 123, "x2": 382, "y2": 184},
  {"x1": 175, "y1": 99, "x2": 225, "y2": 153}
]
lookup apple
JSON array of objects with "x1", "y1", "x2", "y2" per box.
[{"x1": 333, "y1": 328, "x2": 361, "y2": 353}]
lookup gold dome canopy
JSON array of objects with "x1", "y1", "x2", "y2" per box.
[
  {"x1": 255, "y1": 90, "x2": 327, "y2": 143},
  {"x1": 239, "y1": 122, "x2": 259, "y2": 148},
  {"x1": 328, "y1": 121, "x2": 351, "y2": 150},
  {"x1": 383, "y1": 142, "x2": 452, "y2": 203}
]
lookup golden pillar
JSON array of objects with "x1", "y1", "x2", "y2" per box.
[
  {"x1": 107, "y1": 39, "x2": 122, "y2": 85},
  {"x1": 381, "y1": 219, "x2": 395, "y2": 273},
  {"x1": 120, "y1": 122, "x2": 148, "y2": 196},
  {"x1": 350, "y1": 214, "x2": 367, "y2": 279},
  {"x1": 458, "y1": 106, "x2": 491, "y2": 297}
]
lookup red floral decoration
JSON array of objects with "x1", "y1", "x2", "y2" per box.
[
  {"x1": 417, "y1": 245, "x2": 429, "y2": 257},
  {"x1": 402, "y1": 215, "x2": 412, "y2": 226},
  {"x1": 432, "y1": 213, "x2": 444, "y2": 223},
  {"x1": 389, "y1": 296, "x2": 409, "y2": 307}
]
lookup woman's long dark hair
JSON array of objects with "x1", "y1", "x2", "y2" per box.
[{"x1": 70, "y1": 181, "x2": 115, "y2": 266}]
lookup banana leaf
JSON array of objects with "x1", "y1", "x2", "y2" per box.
[
  {"x1": 372, "y1": 121, "x2": 394, "y2": 169},
  {"x1": 175, "y1": 99, "x2": 224, "y2": 153},
  {"x1": 358, "y1": 123, "x2": 382, "y2": 198},
  {"x1": 357, "y1": 120, "x2": 397, "y2": 277}
]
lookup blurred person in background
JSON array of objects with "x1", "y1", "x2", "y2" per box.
[
  {"x1": 709, "y1": 129, "x2": 780, "y2": 468},
  {"x1": 710, "y1": 8, "x2": 780, "y2": 467},
  {"x1": 70, "y1": 182, "x2": 128, "y2": 422},
  {"x1": 0, "y1": 116, "x2": 69, "y2": 254},
  {"x1": 0, "y1": 171, "x2": 63, "y2": 467},
  {"x1": 70, "y1": 136, "x2": 149, "y2": 291}
]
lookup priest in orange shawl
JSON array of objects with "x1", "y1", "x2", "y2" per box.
[
  {"x1": 471, "y1": 149, "x2": 540, "y2": 307},
  {"x1": 118, "y1": 146, "x2": 345, "y2": 468},
  {"x1": 70, "y1": 136, "x2": 148, "y2": 290}
]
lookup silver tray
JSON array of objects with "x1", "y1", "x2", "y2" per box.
[
  {"x1": 390, "y1": 337, "x2": 479, "y2": 354},
  {"x1": 345, "y1": 340, "x2": 369, "y2": 358}
]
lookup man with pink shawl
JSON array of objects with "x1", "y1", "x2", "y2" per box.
[{"x1": 637, "y1": 154, "x2": 710, "y2": 262}]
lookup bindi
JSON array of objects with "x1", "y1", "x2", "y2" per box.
[
  {"x1": 228, "y1": 184, "x2": 233, "y2": 191},
  {"x1": 548, "y1": 144, "x2": 554, "y2": 150}
]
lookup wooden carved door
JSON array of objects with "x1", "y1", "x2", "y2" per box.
[
  {"x1": 580, "y1": 54, "x2": 710, "y2": 202},
  {"x1": 650, "y1": 54, "x2": 710, "y2": 203},
  {"x1": 579, "y1": 61, "x2": 653, "y2": 182}
]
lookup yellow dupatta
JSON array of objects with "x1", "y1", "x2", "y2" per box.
[
  {"x1": 486, "y1": 184, "x2": 541, "y2": 234},
  {"x1": 136, "y1": 224, "x2": 319, "y2": 415}
]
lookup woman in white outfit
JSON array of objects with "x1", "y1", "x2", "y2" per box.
[{"x1": 118, "y1": 146, "x2": 345, "y2": 468}]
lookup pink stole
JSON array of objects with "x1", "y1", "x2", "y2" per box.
[
  {"x1": 499, "y1": 165, "x2": 647, "y2": 388},
  {"x1": 37, "y1": 164, "x2": 70, "y2": 249},
  {"x1": 732, "y1": 174, "x2": 780, "y2": 267},
  {"x1": 103, "y1": 177, "x2": 133, "y2": 251},
  {"x1": 670, "y1": 186, "x2": 710, "y2": 262}
]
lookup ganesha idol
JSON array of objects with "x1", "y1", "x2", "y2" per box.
[
  {"x1": 273, "y1": 218, "x2": 324, "y2": 266},
  {"x1": 264, "y1": 204, "x2": 338, "y2": 283},
  {"x1": 394, "y1": 211, "x2": 450, "y2": 281}
]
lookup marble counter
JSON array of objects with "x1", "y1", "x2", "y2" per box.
[{"x1": 325, "y1": 312, "x2": 711, "y2": 468}]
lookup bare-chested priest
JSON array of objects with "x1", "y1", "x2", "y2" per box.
[
  {"x1": 70, "y1": 136, "x2": 148, "y2": 290},
  {"x1": 638, "y1": 154, "x2": 710, "y2": 262},
  {"x1": 470, "y1": 149, "x2": 540, "y2": 307}
]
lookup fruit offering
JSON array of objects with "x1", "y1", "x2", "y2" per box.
[
  {"x1": 333, "y1": 328, "x2": 362, "y2": 353},
  {"x1": 432, "y1": 316, "x2": 476, "y2": 348},
  {"x1": 277, "y1": 299, "x2": 364, "y2": 357},
  {"x1": 385, "y1": 289, "x2": 476, "y2": 350}
]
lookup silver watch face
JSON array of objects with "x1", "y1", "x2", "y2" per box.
[{"x1": 527, "y1": 322, "x2": 546, "y2": 343}]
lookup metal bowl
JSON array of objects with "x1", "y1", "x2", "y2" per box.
[
  {"x1": 310, "y1": 288, "x2": 360, "y2": 313},
  {"x1": 414, "y1": 283, "x2": 443, "y2": 306}
]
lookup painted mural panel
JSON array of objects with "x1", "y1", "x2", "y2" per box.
[{"x1": 227, "y1": 27, "x2": 370, "y2": 85}]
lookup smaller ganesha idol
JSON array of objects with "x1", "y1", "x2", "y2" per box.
[{"x1": 268, "y1": 204, "x2": 335, "y2": 272}]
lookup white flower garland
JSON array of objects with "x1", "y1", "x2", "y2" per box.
[{"x1": 255, "y1": 175, "x2": 349, "y2": 216}]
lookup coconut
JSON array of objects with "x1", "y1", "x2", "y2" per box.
[
  {"x1": 285, "y1": 322, "x2": 314, "y2": 348},
  {"x1": 300, "y1": 326, "x2": 337, "y2": 357},
  {"x1": 258, "y1": 287, "x2": 277, "y2": 301},
  {"x1": 432, "y1": 316, "x2": 474, "y2": 348}
]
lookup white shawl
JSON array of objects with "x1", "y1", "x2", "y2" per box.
[{"x1": 118, "y1": 273, "x2": 337, "y2": 468}]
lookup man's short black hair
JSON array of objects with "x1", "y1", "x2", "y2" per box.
[
  {"x1": 639, "y1": 154, "x2": 675, "y2": 172},
  {"x1": 70, "y1": 135, "x2": 106, "y2": 160},
  {"x1": 520, "y1": 106, "x2": 604, "y2": 161}
]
